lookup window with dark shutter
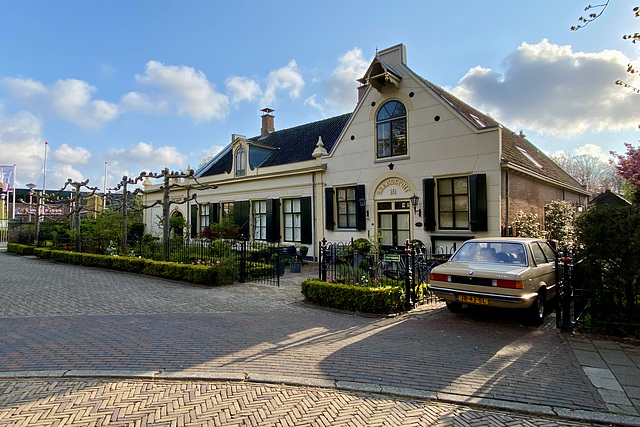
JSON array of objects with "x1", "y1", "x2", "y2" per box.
[
  {"x1": 325, "y1": 187, "x2": 334, "y2": 230},
  {"x1": 469, "y1": 174, "x2": 487, "y2": 231},
  {"x1": 423, "y1": 179, "x2": 436, "y2": 231}
]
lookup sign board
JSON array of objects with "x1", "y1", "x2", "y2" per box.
[{"x1": 383, "y1": 254, "x2": 401, "y2": 262}]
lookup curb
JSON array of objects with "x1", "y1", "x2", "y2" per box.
[{"x1": 1, "y1": 370, "x2": 639, "y2": 426}]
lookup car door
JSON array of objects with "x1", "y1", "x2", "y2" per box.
[{"x1": 529, "y1": 242, "x2": 556, "y2": 299}]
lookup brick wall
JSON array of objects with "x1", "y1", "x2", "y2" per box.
[{"x1": 501, "y1": 169, "x2": 585, "y2": 235}]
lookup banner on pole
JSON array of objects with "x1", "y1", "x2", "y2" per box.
[{"x1": 0, "y1": 165, "x2": 14, "y2": 192}]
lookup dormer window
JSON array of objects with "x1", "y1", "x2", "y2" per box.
[
  {"x1": 376, "y1": 100, "x2": 407, "y2": 159},
  {"x1": 235, "y1": 147, "x2": 246, "y2": 177}
]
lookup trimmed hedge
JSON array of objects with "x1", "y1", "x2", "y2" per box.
[
  {"x1": 6, "y1": 243, "x2": 35, "y2": 256},
  {"x1": 19, "y1": 248, "x2": 235, "y2": 286},
  {"x1": 301, "y1": 279, "x2": 404, "y2": 314}
]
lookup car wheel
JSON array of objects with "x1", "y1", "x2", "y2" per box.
[
  {"x1": 446, "y1": 301, "x2": 463, "y2": 312},
  {"x1": 528, "y1": 291, "x2": 545, "y2": 325}
]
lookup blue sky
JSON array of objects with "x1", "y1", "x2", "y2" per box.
[{"x1": 0, "y1": 1, "x2": 638, "y2": 191}]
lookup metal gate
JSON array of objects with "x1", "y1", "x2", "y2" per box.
[{"x1": 0, "y1": 219, "x2": 8, "y2": 249}]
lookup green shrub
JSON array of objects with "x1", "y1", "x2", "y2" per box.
[
  {"x1": 27, "y1": 249, "x2": 236, "y2": 286},
  {"x1": 7, "y1": 243, "x2": 35, "y2": 256},
  {"x1": 301, "y1": 279, "x2": 404, "y2": 314}
]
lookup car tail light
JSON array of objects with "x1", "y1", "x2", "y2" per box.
[
  {"x1": 430, "y1": 273, "x2": 449, "y2": 282},
  {"x1": 496, "y1": 279, "x2": 525, "y2": 289}
]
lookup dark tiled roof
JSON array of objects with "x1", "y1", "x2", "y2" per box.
[
  {"x1": 424, "y1": 79, "x2": 586, "y2": 193},
  {"x1": 199, "y1": 114, "x2": 351, "y2": 177}
]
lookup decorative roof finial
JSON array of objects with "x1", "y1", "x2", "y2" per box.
[{"x1": 312, "y1": 136, "x2": 328, "y2": 158}]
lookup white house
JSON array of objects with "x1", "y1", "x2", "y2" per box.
[{"x1": 143, "y1": 44, "x2": 588, "y2": 257}]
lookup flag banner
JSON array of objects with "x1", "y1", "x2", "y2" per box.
[{"x1": 0, "y1": 165, "x2": 14, "y2": 192}]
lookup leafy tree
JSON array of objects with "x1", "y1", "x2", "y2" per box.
[
  {"x1": 574, "y1": 203, "x2": 640, "y2": 334},
  {"x1": 552, "y1": 152, "x2": 624, "y2": 195},
  {"x1": 511, "y1": 210, "x2": 545, "y2": 238},
  {"x1": 544, "y1": 200, "x2": 575, "y2": 249},
  {"x1": 611, "y1": 142, "x2": 640, "y2": 203}
]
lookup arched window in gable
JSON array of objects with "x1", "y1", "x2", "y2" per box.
[
  {"x1": 235, "y1": 147, "x2": 246, "y2": 177},
  {"x1": 376, "y1": 100, "x2": 407, "y2": 159}
]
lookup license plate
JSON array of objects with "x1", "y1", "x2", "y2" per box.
[{"x1": 456, "y1": 295, "x2": 489, "y2": 305}]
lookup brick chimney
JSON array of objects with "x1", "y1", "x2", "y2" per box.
[
  {"x1": 261, "y1": 108, "x2": 275, "y2": 137},
  {"x1": 357, "y1": 85, "x2": 368, "y2": 102}
]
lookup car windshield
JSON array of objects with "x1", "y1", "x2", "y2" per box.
[{"x1": 450, "y1": 242, "x2": 527, "y2": 265}]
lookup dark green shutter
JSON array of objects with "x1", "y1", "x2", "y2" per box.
[
  {"x1": 469, "y1": 174, "x2": 487, "y2": 231},
  {"x1": 266, "y1": 199, "x2": 280, "y2": 242},
  {"x1": 300, "y1": 197, "x2": 312, "y2": 244},
  {"x1": 355, "y1": 185, "x2": 366, "y2": 230},
  {"x1": 325, "y1": 187, "x2": 334, "y2": 230},
  {"x1": 423, "y1": 178, "x2": 436, "y2": 231},
  {"x1": 234, "y1": 201, "x2": 250, "y2": 239},
  {"x1": 190, "y1": 204, "x2": 198, "y2": 237},
  {"x1": 210, "y1": 202, "x2": 219, "y2": 225}
]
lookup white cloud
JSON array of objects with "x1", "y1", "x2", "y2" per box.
[
  {"x1": 304, "y1": 47, "x2": 370, "y2": 115},
  {"x1": 450, "y1": 39, "x2": 639, "y2": 137},
  {"x1": 52, "y1": 143, "x2": 91, "y2": 165},
  {"x1": 131, "y1": 60, "x2": 229, "y2": 122},
  {"x1": 261, "y1": 60, "x2": 305, "y2": 107},
  {"x1": 0, "y1": 104, "x2": 47, "y2": 186},
  {"x1": 226, "y1": 76, "x2": 261, "y2": 104},
  {"x1": 108, "y1": 141, "x2": 187, "y2": 173},
  {"x1": 324, "y1": 47, "x2": 370, "y2": 110},
  {"x1": 575, "y1": 143, "x2": 611, "y2": 162},
  {"x1": 120, "y1": 91, "x2": 169, "y2": 114},
  {"x1": 50, "y1": 164, "x2": 85, "y2": 186},
  {"x1": 1, "y1": 77, "x2": 119, "y2": 130}
]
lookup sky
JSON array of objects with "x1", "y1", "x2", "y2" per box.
[{"x1": 0, "y1": 0, "x2": 638, "y2": 192}]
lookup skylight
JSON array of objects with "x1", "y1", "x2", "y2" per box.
[
  {"x1": 469, "y1": 114, "x2": 485, "y2": 128},
  {"x1": 516, "y1": 146, "x2": 543, "y2": 169}
]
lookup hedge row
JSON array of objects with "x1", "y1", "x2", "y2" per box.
[
  {"x1": 8, "y1": 246, "x2": 234, "y2": 286},
  {"x1": 301, "y1": 279, "x2": 404, "y2": 314},
  {"x1": 6, "y1": 243, "x2": 35, "y2": 256}
]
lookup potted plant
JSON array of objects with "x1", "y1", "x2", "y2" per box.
[{"x1": 298, "y1": 245, "x2": 309, "y2": 259}]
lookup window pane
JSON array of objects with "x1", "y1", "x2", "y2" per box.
[
  {"x1": 454, "y1": 177, "x2": 468, "y2": 194},
  {"x1": 347, "y1": 202, "x2": 356, "y2": 214},
  {"x1": 392, "y1": 102, "x2": 406, "y2": 117},
  {"x1": 346, "y1": 188, "x2": 356, "y2": 200},
  {"x1": 292, "y1": 199, "x2": 300, "y2": 212},
  {"x1": 440, "y1": 212, "x2": 453, "y2": 228},
  {"x1": 397, "y1": 229, "x2": 410, "y2": 245},
  {"x1": 379, "y1": 213, "x2": 393, "y2": 229},
  {"x1": 440, "y1": 196, "x2": 453, "y2": 211},
  {"x1": 439, "y1": 179, "x2": 452, "y2": 195},
  {"x1": 378, "y1": 202, "x2": 392, "y2": 210},
  {"x1": 454, "y1": 196, "x2": 468, "y2": 211},
  {"x1": 397, "y1": 213, "x2": 410, "y2": 229},
  {"x1": 391, "y1": 119, "x2": 407, "y2": 156},
  {"x1": 347, "y1": 216, "x2": 356, "y2": 228},
  {"x1": 377, "y1": 123, "x2": 391, "y2": 157},
  {"x1": 455, "y1": 212, "x2": 469, "y2": 228}
]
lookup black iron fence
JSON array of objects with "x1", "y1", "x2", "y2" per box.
[
  {"x1": 44, "y1": 235, "x2": 284, "y2": 286},
  {"x1": 318, "y1": 238, "x2": 453, "y2": 308},
  {"x1": 558, "y1": 249, "x2": 640, "y2": 336}
]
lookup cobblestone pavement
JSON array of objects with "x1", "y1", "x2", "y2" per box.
[
  {"x1": 0, "y1": 251, "x2": 637, "y2": 425},
  {"x1": 0, "y1": 378, "x2": 589, "y2": 426}
]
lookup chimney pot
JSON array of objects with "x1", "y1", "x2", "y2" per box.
[{"x1": 261, "y1": 108, "x2": 275, "y2": 137}]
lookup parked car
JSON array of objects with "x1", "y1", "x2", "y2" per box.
[{"x1": 428, "y1": 238, "x2": 557, "y2": 324}]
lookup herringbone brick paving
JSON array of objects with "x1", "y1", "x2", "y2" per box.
[
  {"x1": 0, "y1": 379, "x2": 589, "y2": 426},
  {"x1": 0, "y1": 252, "x2": 623, "y2": 425}
]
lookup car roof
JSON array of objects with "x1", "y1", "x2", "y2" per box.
[{"x1": 461, "y1": 237, "x2": 547, "y2": 244}]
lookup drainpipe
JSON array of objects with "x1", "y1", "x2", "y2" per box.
[
  {"x1": 312, "y1": 172, "x2": 317, "y2": 260},
  {"x1": 505, "y1": 169, "x2": 509, "y2": 236}
]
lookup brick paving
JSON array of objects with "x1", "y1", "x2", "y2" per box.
[
  {"x1": 0, "y1": 378, "x2": 589, "y2": 426},
  {"x1": 0, "y1": 251, "x2": 633, "y2": 425}
]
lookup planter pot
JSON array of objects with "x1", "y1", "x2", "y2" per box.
[
  {"x1": 290, "y1": 262, "x2": 301, "y2": 273},
  {"x1": 276, "y1": 261, "x2": 285, "y2": 276}
]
